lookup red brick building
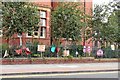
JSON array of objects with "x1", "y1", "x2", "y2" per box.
[
  {"x1": 1, "y1": 1, "x2": 52, "y2": 46},
  {"x1": 1, "y1": 0, "x2": 93, "y2": 48},
  {"x1": 51, "y1": 0, "x2": 93, "y2": 48}
]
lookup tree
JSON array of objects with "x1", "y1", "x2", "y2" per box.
[
  {"x1": 0, "y1": 2, "x2": 2, "y2": 29},
  {"x1": 107, "y1": 1, "x2": 120, "y2": 48},
  {"x1": 92, "y1": 1, "x2": 119, "y2": 48},
  {"x1": 51, "y1": 2, "x2": 87, "y2": 45},
  {"x1": 2, "y1": 2, "x2": 40, "y2": 46}
]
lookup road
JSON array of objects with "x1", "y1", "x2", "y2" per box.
[
  {"x1": 1, "y1": 71, "x2": 118, "y2": 78},
  {"x1": 1, "y1": 62, "x2": 119, "y2": 79}
]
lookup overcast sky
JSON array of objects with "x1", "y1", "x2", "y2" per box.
[
  {"x1": 93, "y1": 0, "x2": 113, "y2": 9},
  {"x1": 93, "y1": 0, "x2": 113, "y2": 5}
]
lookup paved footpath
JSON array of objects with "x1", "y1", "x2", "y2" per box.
[{"x1": 0, "y1": 62, "x2": 119, "y2": 75}]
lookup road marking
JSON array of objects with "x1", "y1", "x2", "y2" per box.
[{"x1": 1, "y1": 71, "x2": 118, "y2": 78}]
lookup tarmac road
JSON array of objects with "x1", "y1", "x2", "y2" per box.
[
  {"x1": 1, "y1": 71, "x2": 118, "y2": 78},
  {"x1": 1, "y1": 62, "x2": 119, "y2": 79}
]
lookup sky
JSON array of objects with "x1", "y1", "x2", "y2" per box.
[
  {"x1": 93, "y1": 0, "x2": 113, "y2": 5},
  {"x1": 93, "y1": 0, "x2": 113, "y2": 9}
]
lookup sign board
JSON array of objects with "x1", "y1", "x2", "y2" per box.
[
  {"x1": 56, "y1": 47, "x2": 60, "y2": 53},
  {"x1": 37, "y1": 45, "x2": 45, "y2": 52},
  {"x1": 97, "y1": 49, "x2": 103, "y2": 56},
  {"x1": 51, "y1": 46, "x2": 56, "y2": 53},
  {"x1": 63, "y1": 50, "x2": 69, "y2": 56},
  {"x1": 87, "y1": 46, "x2": 91, "y2": 54},
  {"x1": 76, "y1": 51, "x2": 78, "y2": 55},
  {"x1": 111, "y1": 45, "x2": 115, "y2": 50},
  {"x1": 83, "y1": 46, "x2": 86, "y2": 53}
]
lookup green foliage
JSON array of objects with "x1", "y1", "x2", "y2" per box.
[
  {"x1": 92, "y1": 1, "x2": 119, "y2": 47},
  {"x1": 26, "y1": 40, "x2": 39, "y2": 55},
  {"x1": 68, "y1": 44, "x2": 83, "y2": 57},
  {"x1": 0, "y1": 43, "x2": 9, "y2": 57},
  {"x1": 103, "y1": 47, "x2": 119, "y2": 58},
  {"x1": 2, "y1": 2, "x2": 40, "y2": 38},
  {"x1": 67, "y1": 55, "x2": 73, "y2": 60},
  {"x1": 69, "y1": 43, "x2": 77, "y2": 57},
  {"x1": 77, "y1": 45, "x2": 83, "y2": 56},
  {"x1": 51, "y1": 2, "x2": 87, "y2": 41},
  {"x1": 31, "y1": 54, "x2": 41, "y2": 57},
  {"x1": 44, "y1": 46, "x2": 51, "y2": 57}
]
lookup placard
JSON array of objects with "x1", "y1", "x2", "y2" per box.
[
  {"x1": 51, "y1": 46, "x2": 56, "y2": 53},
  {"x1": 97, "y1": 49, "x2": 103, "y2": 56},
  {"x1": 111, "y1": 45, "x2": 115, "y2": 50},
  {"x1": 63, "y1": 50, "x2": 69, "y2": 56},
  {"x1": 37, "y1": 45, "x2": 45, "y2": 52}
]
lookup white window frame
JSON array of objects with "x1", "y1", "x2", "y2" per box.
[{"x1": 26, "y1": 32, "x2": 32, "y2": 38}]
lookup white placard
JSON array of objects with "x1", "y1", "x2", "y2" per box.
[
  {"x1": 97, "y1": 49, "x2": 103, "y2": 56},
  {"x1": 37, "y1": 45, "x2": 45, "y2": 52},
  {"x1": 63, "y1": 50, "x2": 69, "y2": 56},
  {"x1": 66, "y1": 50, "x2": 69, "y2": 56},
  {"x1": 111, "y1": 45, "x2": 115, "y2": 50}
]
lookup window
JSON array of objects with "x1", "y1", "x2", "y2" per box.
[
  {"x1": 40, "y1": 11, "x2": 46, "y2": 18},
  {"x1": 40, "y1": 27, "x2": 46, "y2": 38},
  {"x1": 0, "y1": 30, "x2": 2, "y2": 37},
  {"x1": 33, "y1": 31, "x2": 39, "y2": 38},
  {"x1": 40, "y1": 19, "x2": 46, "y2": 26},
  {"x1": 26, "y1": 31, "x2": 32, "y2": 37},
  {"x1": 26, "y1": 10, "x2": 47, "y2": 38},
  {"x1": 26, "y1": 27, "x2": 39, "y2": 38},
  {"x1": 33, "y1": 26, "x2": 39, "y2": 38},
  {"x1": 40, "y1": 10, "x2": 47, "y2": 38},
  {"x1": 34, "y1": 26, "x2": 39, "y2": 31},
  {"x1": 28, "y1": 32, "x2": 32, "y2": 36}
]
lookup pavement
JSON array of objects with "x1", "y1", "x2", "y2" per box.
[{"x1": 1, "y1": 62, "x2": 119, "y2": 75}]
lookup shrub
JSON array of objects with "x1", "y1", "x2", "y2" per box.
[
  {"x1": 77, "y1": 45, "x2": 83, "y2": 56},
  {"x1": 67, "y1": 55, "x2": 73, "y2": 60},
  {"x1": 103, "y1": 48, "x2": 119, "y2": 58},
  {"x1": 44, "y1": 46, "x2": 51, "y2": 57},
  {"x1": 26, "y1": 40, "x2": 39, "y2": 57},
  {"x1": 1, "y1": 43, "x2": 9, "y2": 57},
  {"x1": 69, "y1": 44, "x2": 83, "y2": 57},
  {"x1": 58, "y1": 46, "x2": 64, "y2": 57}
]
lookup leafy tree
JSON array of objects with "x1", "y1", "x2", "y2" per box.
[
  {"x1": 2, "y1": 2, "x2": 40, "y2": 45},
  {"x1": 0, "y1": 2, "x2": 2, "y2": 29},
  {"x1": 107, "y1": 1, "x2": 120, "y2": 48},
  {"x1": 92, "y1": 1, "x2": 119, "y2": 48},
  {"x1": 51, "y1": 2, "x2": 88, "y2": 45}
]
